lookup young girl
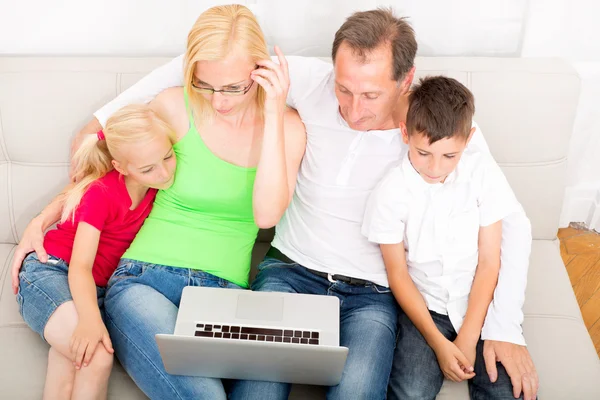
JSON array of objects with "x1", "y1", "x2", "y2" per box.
[{"x1": 15, "y1": 104, "x2": 176, "y2": 400}]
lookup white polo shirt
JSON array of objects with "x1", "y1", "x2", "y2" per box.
[
  {"x1": 362, "y1": 150, "x2": 521, "y2": 332},
  {"x1": 93, "y1": 55, "x2": 531, "y2": 346}
]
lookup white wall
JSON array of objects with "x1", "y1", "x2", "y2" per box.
[
  {"x1": 521, "y1": 0, "x2": 600, "y2": 229},
  {"x1": 1, "y1": 0, "x2": 598, "y2": 229}
]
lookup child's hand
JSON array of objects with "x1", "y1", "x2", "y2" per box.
[
  {"x1": 70, "y1": 318, "x2": 114, "y2": 368},
  {"x1": 454, "y1": 334, "x2": 477, "y2": 368},
  {"x1": 432, "y1": 337, "x2": 475, "y2": 382}
]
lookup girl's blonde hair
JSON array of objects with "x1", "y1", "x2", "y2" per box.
[
  {"x1": 184, "y1": 4, "x2": 270, "y2": 122},
  {"x1": 61, "y1": 104, "x2": 175, "y2": 223}
]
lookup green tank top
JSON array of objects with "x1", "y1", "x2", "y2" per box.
[{"x1": 123, "y1": 89, "x2": 258, "y2": 287}]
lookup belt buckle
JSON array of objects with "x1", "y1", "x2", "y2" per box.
[{"x1": 327, "y1": 273, "x2": 336, "y2": 284}]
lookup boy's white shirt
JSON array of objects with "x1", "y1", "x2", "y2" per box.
[
  {"x1": 93, "y1": 55, "x2": 531, "y2": 346},
  {"x1": 362, "y1": 149, "x2": 521, "y2": 333}
]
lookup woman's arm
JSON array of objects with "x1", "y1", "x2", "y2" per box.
[
  {"x1": 11, "y1": 184, "x2": 73, "y2": 294},
  {"x1": 68, "y1": 222, "x2": 113, "y2": 368},
  {"x1": 252, "y1": 47, "x2": 307, "y2": 228}
]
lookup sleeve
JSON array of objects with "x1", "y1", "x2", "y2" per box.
[
  {"x1": 481, "y1": 208, "x2": 531, "y2": 346},
  {"x1": 361, "y1": 170, "x2": 408, "y2": 244},
  {"x1": 94, "y1": 55, "x2": 185, "y2": 127},
  {"x1": 285, "y1": 56, "x2": 334, "y2": 109},
  {"x1": 467, "y1": 120, "x2": 491, "y2": 154},
  {"x1": 74, "y1": 183, "x2": 111, "y2": 232},
  {"x1": 478, "y1": 155, "x2": 522, "y2": 227}
]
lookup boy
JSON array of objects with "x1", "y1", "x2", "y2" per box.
[{"x1": 362, "y1": 76, "x2": 526, "y2": 399}]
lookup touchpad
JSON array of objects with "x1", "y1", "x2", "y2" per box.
[{"x1": 236, "y1": 293, "x2": 284, "y2": 321}]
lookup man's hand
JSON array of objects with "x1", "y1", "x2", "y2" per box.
[
  {"x1": 483, "y1": 340, "x2": 538, "y2": 400},
  {"x1": 11, "y1": 217, "x2": 48, "y2": 294}
]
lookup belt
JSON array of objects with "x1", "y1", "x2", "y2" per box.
[{"x1": 266, "y1": 247, "x2": 371, "y2": 287}]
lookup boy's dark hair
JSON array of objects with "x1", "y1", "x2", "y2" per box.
[
  {"x1": 332, "y1": 8, "x2": 417, "y2": 81},
  {"x1": 406, "y1": 76, "x2": 475, "y2": 144}
]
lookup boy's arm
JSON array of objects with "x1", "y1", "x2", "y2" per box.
[
  {"x1": 381, "y1": 243, "x2": 445, "y2": 346},
  {"x1": 455, "y1": 220, "x2": 502, "y2": 353},
  {"x1": 381, "y1": 243, "x2": 475, "y2": 381}
]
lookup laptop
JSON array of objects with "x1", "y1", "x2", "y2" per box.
[{"x1": 155, "y1": 286, "x2": 349, "y2": 386}]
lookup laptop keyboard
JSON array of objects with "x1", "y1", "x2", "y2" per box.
[{"x1": 195, "y1": 323, "x2": 320, "y2": 345}]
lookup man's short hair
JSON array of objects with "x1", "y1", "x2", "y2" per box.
[
  {"x1": 407, "y1": 76, "x2": 475, "y2": 144},
  {"x1": 332, "y1": 8, "x2": 417, "y2": 81}
]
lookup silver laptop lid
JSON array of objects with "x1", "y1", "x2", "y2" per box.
[{"x1": 175, "y1": 286, "x2": 340, "y2": 346}]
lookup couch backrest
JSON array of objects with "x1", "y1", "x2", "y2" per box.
[{"x1": 0, "y1": 56, "x2": 579, "y2": 244}]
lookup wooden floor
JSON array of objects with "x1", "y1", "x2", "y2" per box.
[{"x1": 559, "y1": 225, "x2": 600, "y2": 357}]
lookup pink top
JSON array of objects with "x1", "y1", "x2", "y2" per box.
[{"x1": 44, "y1": 170, "x2": 157, "y2": 286}]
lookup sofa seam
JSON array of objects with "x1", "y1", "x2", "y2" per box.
[
  {"x1": 8, "y1": 161, "x2": 69, "y2": 167},
  {"x1": 498, "y1": 157, "x2": 567, "y2": 168},
  {"x1": 0, "y1": 245, "x2": 17, "y2": 305},
  {"x1": 6, "y1": 162, "x2": 19, "y2": 244},
  {"x1": 523, "y1": 313, "x2": 582, "y2": 322},
  {"x1": 0, "y1": 108, "x2": 9, "y2": 161}
]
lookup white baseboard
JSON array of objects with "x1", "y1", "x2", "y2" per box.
[{"x1": 559, "y1": 181, "x2": 600, "y2": 231}]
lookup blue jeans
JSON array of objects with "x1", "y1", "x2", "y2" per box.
[
  {"x1": 229, "y1": 256, "x2": 399, "y2": 400},
  {"x1": 104, "y1": 259, "x2": 283, "y2": 400},
  {"x1": 17, "y1": 252, "x2": 105, "y2": 341},
  {"x1": 388, "y1": 309, "x2": 524, "y2": 400}
]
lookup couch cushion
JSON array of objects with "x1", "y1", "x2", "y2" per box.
[
  {"x1": 0, "y1": 243, "x2": 146, "y2": 399},
  {"x1": 524, "y1": 240, "x2": 583, "y2": 319}
]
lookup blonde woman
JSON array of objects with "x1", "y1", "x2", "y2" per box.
[
  {"x1": 101, "y1": 5, "x2": 305, "y2": 399},
  {"x1": 13, "y1": 105, "x2": 176, "y2": 400}
]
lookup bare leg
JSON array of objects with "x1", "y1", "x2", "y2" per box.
[
  {"x1": 43, "y1": 301, "x2": 113, "y2": 400},
  {"x1": 71, "y1": 346, "x2": 113, "y2": 400},
  {"x1": 42, "y1": 347, "x2": 76, "y2": 400}
]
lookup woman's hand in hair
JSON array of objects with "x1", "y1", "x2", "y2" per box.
[{"x1": 252, "y1": 45, "x2": 290, "y2": 116}]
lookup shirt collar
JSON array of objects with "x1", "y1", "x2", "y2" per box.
[
  {"x1": 335, "y1": 107, "x2": 400, "y2": 144},
  {"x1": 401, "y1": 152, "x2": 468, "y2": 189}
]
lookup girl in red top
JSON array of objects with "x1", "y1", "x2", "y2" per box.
[{"x1": 14, "y1": 104, "x2": 176, "y2": 400}]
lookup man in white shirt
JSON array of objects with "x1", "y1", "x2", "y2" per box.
[
  {"x1": 363, "y1": 75, "x2": 526, "y2": 399},
  {"x1": 18, "y1": 7, "x2": 537, "y2": 400}
]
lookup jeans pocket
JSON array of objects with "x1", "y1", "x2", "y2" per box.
[
  {"x1": 369, "y1": 283, "x2": 392, "y2": 294},
  {"x1": 257, "y1": 256, "x2": 291, "y2": 271},
  {"x1": 108, "y1": 260, "x2": 147, "y2": 287}
]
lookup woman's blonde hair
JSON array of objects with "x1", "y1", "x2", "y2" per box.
[
  {"x1": 184, "y1": 4, "x2": 270, "y2": 122},
  {"x1": 61, "y1": 104, "x2": 176, "y2": 223}
]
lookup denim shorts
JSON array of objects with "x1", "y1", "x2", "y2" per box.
[{"x1": 16, "y1": 252, "x2": 106, "y2": 342}]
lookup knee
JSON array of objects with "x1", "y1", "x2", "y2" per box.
[
  {"x1": 387, "y1": 373, "x2": 440, "y2": 400},
  {"x1": 85, "y1": 346, "x2": 114, "y2": 374}
]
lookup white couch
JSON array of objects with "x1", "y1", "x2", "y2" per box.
[{"x1": 1, "y1": 56, "x2": 599, "y2": 399}]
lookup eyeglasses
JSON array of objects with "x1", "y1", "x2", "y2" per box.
[{"x1": 191, "y1": 79, "x2": 254, "y2": 96}]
